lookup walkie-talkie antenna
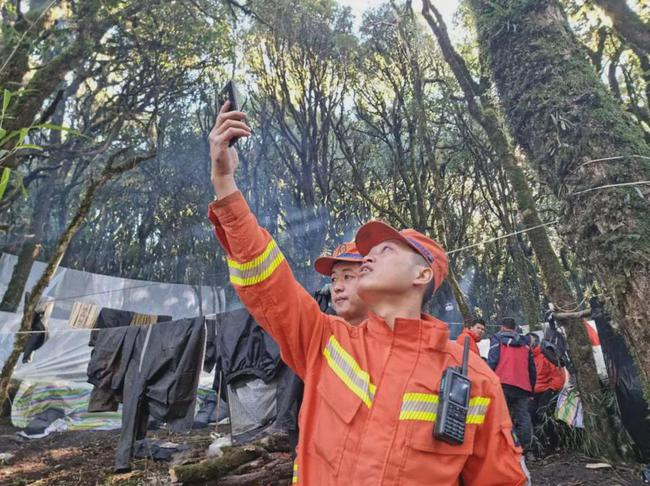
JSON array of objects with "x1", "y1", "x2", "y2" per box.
[{"x1": 461, "y1": 336, "x2": 470, "y2": 376}]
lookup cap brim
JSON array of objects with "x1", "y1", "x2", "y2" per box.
[
  {"x1": 355, "y1": 221, "x2": 413, "y2": 256},
  {"x1": 314, "y1": 256, "x2": 363, "y2": 276}
]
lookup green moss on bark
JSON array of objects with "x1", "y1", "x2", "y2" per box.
[{"x1": 469, "y1": 0, "x2": 650, "y2": 409}]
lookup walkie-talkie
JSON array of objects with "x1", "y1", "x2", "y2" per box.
[{"x1": 434, "y1": 336, "x2": 471, "y2": 445}]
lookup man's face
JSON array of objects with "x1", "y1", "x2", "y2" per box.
[
  {"x1": 471, "y1": 323, "x2": 486, "y2": 339},
  {"x1": 357, "y1": 239, "x2": 424, "y2": 302},
  {"x1": 330, "y1": 262, "x2": 368, "y2": 324}
]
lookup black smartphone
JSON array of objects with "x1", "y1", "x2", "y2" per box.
[{"x1": 219, "y1": 80, "x2": 240, "y2": 147}]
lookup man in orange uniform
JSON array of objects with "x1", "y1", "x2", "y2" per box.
[
  {"x1": 207, "y1": 103, "x2": 527, "y2": 485},
  {"x1": 279, "y1": 243, "x2": 367, "y2": 453},
  {"x1": 315, "y1": 242, "x2": 368, "y2": 326},
  {"x1": 456, "y1": 318, "x2": 486, "y2": 355}
]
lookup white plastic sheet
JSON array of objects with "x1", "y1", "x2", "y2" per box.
[
  {"x1": 0, "y1": 253, "x2": 225, "y2": 320},
  {"x1": 0, "y1": 253, "x2": 226, "y2": 431}
]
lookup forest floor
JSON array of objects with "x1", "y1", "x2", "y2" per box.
[{"x1": 0, "y1": 421, "x2": 646, "y2": 485}]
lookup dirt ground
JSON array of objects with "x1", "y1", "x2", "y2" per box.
[{"x1": 0, "y1": 422, "x2": 646, "y2": 485}]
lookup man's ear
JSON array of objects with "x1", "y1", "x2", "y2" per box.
[{"x1": 413, "y1": 265, "x2": 434, "y2": 289}]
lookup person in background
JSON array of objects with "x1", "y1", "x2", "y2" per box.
[
  {"x1": 488, "y1": 317, "x2": 536, "y2": 453},
  {"x1": 527, "y1": 333, "x2": 566, "y2": 456},
  {"x1": 314, "y1": 242, "x2": 368, "y2": 325},
  {"x1": 456, "y1": 317, "x2": 486, "y2": 355}
]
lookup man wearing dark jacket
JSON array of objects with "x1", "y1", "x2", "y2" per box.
[{"x1": 488, "y1": 317, "x2": 536, "y2": 452}]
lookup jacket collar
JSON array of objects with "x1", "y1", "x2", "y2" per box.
[
  {"x1": 495, "y1": 330, "x2": 527, "y2": 347},
  {"x1": 365, "y1": 311, "x2": 449, "y2": 351}
]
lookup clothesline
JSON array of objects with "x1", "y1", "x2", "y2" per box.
[
  {"x1": 446, "y1": 220, "x2": 559, "y2": 255},
  {"x1": 0, "y1": 219, "x2": 563, "y2": 335},
  {"x1": 1, "y1": 313, "x2": 219, "y2": 335},
  {"x1": 1, "y1": 316, "x2": 507, "y2": 336}
]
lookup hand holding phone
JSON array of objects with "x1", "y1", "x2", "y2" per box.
[
  {"x1": 209, "y1": 81, "x2": 250, "y2": 198},
  {"x1": 219, "y1": 80, "x2": 241, "y2": 147}
]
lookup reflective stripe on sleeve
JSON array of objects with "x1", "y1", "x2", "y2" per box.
[{"x1": 227, "y1": 239, "x2": 285, "y2": 286}]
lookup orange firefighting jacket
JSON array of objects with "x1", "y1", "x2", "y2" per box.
[
  {"x1": 455, "y1": 329, "x2": 481, "y2": 356},
  {"x1": 208, "y1": 191, "x2": 527, "y2": 486},
  {"x1": 533, "y1": 347, "x2": 566, "y2": 393}
]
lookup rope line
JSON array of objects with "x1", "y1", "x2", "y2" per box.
[
  {"x1": 446, "y1": 220, "x2": 559, "y2": 255},
  {"x1": 0, "y1": 219, "x2": 565, "y2": 335}
]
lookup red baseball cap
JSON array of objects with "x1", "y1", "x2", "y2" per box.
[
  {"x1": 354, "y1": 221, "x2": 449, "y2": 290},
  {"x1": 314, "y1": 241, "x2": 364, "y2": 276}
]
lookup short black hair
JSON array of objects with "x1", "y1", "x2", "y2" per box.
[
  {"x1": 502, "y1": 317, "x2": 516, "y2": 330},
  {"x1": 527, "y1": 332, "x2": 539, "y2": 345},
  {"x1": 472, "y1": 317, "x2": 485, "y2": 326}
]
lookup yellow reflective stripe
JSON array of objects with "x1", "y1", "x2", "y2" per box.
[
  {"x1": 328, "y1": 336, "x2": 376, "y2": 394},
  {"x1": 399, "y1": 393, "x2": 491, "y2": 424},
  {"x1": 292, "y1": 462, "x2": 298, "y2": 484},
  {"x1": 229, "y1": 253, "x2": 283, "y2": 286},
  {"x1": 323, "y1": 347, "x2": 373, "y2": 407},
  {"x1": 466, "y1": 414, "x2": 486, "y2": 424},
  {"x1": 228, "y1": 239, "x2": 277, "y2": 270},
  {"x1": 400, "y1": 393, "x2": 439, "y2": 421},
  {"x1": 467, "y1": 396, "x2": 491, "y2": 424},
  {"x1": 403, "y1": 392, "x2": 439, "y2": 403},
  {"x1": 322, "y1": 336, "x2": 376, "y2": 407},
  {"x1": 469, "y1": 396, "x2": 490, "y2": 407},
  {"x1": 227, "y1": 239, "x2": 285, "y2": 286},
  {"x1": 399, "y1": 410, "x2": 437, "y2": 421}
]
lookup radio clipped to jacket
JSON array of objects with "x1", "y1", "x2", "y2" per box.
[{"x1": 434, "y1": 336, "x2": 471, "y2": 445}]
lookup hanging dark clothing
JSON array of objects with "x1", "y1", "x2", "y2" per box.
[
  {"x1": 21, "y1": 310, "x2": 47, "y2": 363},
  {"x1": 213, "y1": 308, "x2": 282, "y2": 385},
  {"x1": 591, "y1": 297, "x2": 650, "y2": 462},
  {"x1": 86, "y1": 317, "x2": 206, "y2": 472},
  {"x1": 88, "y1": 307, "x2": 171, "y2": 346},
  {"x1": 212, "y1": 290, "x2": 330, "y2": 447}
]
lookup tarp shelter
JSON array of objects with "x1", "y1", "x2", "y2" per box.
[{"x1": 0, "y1": 253, "x2": 226, "y2": 434}]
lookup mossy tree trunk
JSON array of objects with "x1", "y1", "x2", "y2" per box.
[
  {"x1": 468, "y1": 0, "x2": 650, "y2": 406},
  {"x1": 0, "y1": 1, "x2": 147, "y2": 171},
  {"x1": 448, "y1": 268, "x2": 473, "y2": 325},
  {"x1": 506, "y1": 234, "x2": 541, "y2": 328},
  {"x1": 421, "y1": 0, "x2": 622, "y2": 457}
]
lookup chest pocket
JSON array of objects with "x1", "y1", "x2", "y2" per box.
[
  {"x1": 310, "y1": 336, "x2": 372, "y2": 475},
  {"x1": 398, "y1": 391, "x2": 489, "y2": 485}
]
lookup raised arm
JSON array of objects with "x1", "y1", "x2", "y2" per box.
[{"x1": 207, "y1": 102, "x2": 329, "y2": 379}]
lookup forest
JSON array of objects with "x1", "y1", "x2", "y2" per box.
[{"x1": 0, "y1": 0, "x2": 649, "y2": 484}]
